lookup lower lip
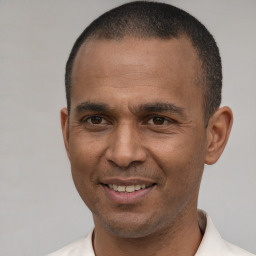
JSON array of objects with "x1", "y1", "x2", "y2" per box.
[{"x1": 102, "y1": 184, "x2": 155, "y2": 204}]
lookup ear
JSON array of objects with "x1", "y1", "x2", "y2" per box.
[
  {"x1": 205, "y1": 106, "x2": 233, "y2": 165},
  {"x1": 60, "y1": 108, "x2": 70, "y2": 158}
]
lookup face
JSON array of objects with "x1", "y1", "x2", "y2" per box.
[{"x1": 62, "y1": 37, "x2": 209, "y2": 238}]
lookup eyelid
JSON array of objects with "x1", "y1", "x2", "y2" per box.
[
  {"x1": 145, "y1": 115, "x2": 176, "y2": 125},
  {"x1": 79, "y1": 114, "x2": 176, "y2": 126},
  {"x1": 81, "y1": 115, "x2": 110, "y2": 125}
]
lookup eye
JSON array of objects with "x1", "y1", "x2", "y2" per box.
[
  {"x1": 84, "y1": 116, "x2": 108, "y2": 125},
  {"x1": 148, "y1": 116, "x2": 169, "y2": 125}
]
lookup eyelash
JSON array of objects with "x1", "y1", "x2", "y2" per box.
[
  {"x1": 80, "y1": 115, "x2": 175, "y2": 127},
  {"x1": 146, "y1": 116, "x2": 175, "y2": 126},
  {"x1": 81, "y1": 115, "x2": 109, "y2": 125}
]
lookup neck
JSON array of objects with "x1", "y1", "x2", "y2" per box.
[{"x1": 93, "y1": 207, "x2": 203, "y2": 256}]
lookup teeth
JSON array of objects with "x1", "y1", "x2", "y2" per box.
[
  {"x1": 135, "y1": 185, "x2": 141, "y2": 190},
  {"x1": 125, "y1": 185, "x2": 135, "y2": 192},
  {"x1": 108, "y1": 184, "x2": 148, "y2": 193},
  {"x1": 117, "y1": 186, "x2": 126, "y2": 192}
]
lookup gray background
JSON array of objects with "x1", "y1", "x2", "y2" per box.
[{"x1": 1, "y1": 0, "x2": 255, "y2": 255}]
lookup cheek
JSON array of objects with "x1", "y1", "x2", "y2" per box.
[
  {"x1": 68, "y1": 135, "x2": 106, "y2": 198},
  {"x1": 68, "y1": 138, "x2": 105, "y2": 212},
  {"x1": 69, "y1": 133, "x2": 105, "y2": 169},
  {"x1": 150, "y1": 132, "x2": 206, "y2": 183}
]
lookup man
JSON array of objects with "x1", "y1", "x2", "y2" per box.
[{"x1": 47, "y1": 1, "x2": 254, "y2": 256}]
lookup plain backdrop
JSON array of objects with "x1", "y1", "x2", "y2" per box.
[{"x1": 0, "y1": 0, "x2": 255, "y2": 255}]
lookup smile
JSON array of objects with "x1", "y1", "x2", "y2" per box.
[
  {"x1": 107, "y1": 184, "x2": 149, "y2": 193},
  {"x1": 101, "y1": 182, "x2": 156, "y2": 204}
]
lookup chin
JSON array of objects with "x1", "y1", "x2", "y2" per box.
[{"x1": 97, "y1": 212, "x2": 165, "y2": 238}]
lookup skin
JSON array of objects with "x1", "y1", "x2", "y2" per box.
[{"x1": 61, "y1": 37, "x2": 233, "y2": 256}]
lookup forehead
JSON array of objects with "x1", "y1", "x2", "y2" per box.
[
  {"x1": 73, "y1": 36, "x2": 201, "y2": 85},
  {"x1": 71, "y1": 37, "x2": 203, "y2": 114}
]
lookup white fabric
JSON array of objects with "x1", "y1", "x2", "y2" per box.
[{"x1": 46, "y1": 210, "x2": 255, "y2": 256}]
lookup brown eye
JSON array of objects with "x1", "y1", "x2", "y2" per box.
[
  {"x1": 87, "y1": 116, "x2": 104, "y2": 124},
  {"x1": 147, "y1": 116, "x2": 169, "y2": 125},
  {"x1": 152, "y1": 117, "x2": 165, "y2": 125}
]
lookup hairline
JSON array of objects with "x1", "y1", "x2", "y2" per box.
[{"x1": 68, "y1": 34, "x2": 207, "y2": 123}]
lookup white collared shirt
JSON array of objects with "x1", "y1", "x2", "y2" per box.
[{"x1": 46, "y1": 210, "x2": 255, "y2": 256}]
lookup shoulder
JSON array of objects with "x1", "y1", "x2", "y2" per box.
[
  {"x1": 224, "y1": 240, "x2": 255, "y2": 256},
  {"x1": 45, "y1": 231, "x2": 95, "y2": 256},
  {"x1": 196, "y1": 210, "x2": 255, "y2": 256},
  {"x1": 45, "y1": 238, "x2": 87, "y2": 256}
]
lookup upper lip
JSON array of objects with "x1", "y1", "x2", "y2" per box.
[{"x1": 100, "y1": 177, "x2": 156, "y2": 186}]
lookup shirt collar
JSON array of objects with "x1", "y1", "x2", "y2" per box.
[
  {"x1": 195, "y1": 209, "x2": 228, "y2": 256},
  {"x1": 87, "y1": 210, "x2": 229, "y2": 256}
]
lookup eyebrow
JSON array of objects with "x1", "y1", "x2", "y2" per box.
[
  {"x1": 134, "y1": 102, "x2": 186, "y2": 117},
  {"x1": 75, "y1": 101, "x2": 186, "y2": 118},
  {"x1": 75, "y1": 102, "x2": 110, "y2": 113}
]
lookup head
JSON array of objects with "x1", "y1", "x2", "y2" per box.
[
  {"x1": 65, "y1": 1, "x2": 223, "y2": 124},
  {"x1": 61, "y1": 1, "x2": 232, "y2": 239}
]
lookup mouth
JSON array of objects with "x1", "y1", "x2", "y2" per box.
[
  {"x1": 106, "y1": 184, "x2": 151, "y2": 193},
  {"x1": 100, "y1": 180, "x2": 156, "y2": 204}
]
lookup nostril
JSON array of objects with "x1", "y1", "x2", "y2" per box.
[
  {"x1": 105, "y1": 145, "x2": 147, "y2": 168},
  {"x1": 107, "y1": 159, "x2": 144, "y2": 169},
  {"x1": 105, "y1": 127, "x2": 147, "y2": 167}
]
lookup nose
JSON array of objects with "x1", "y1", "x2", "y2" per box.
[{"x1": 105, "y1": 123, "x2": 147, "y2": 168}]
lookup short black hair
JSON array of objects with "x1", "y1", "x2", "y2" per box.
[{"x1": 65, "y1": 1, "x2": 222, "y2": 123}]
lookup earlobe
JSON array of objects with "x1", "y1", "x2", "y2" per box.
[
  {"x1": 205, "y1": 106, "x2": 233, "y2": 165},
  {"x1": 60, "y1": 108, "x2": 70, "y2": 158}
]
